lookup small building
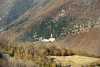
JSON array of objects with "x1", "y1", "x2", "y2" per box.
[
  {"x1": 49, "y1": 38, "x2": 55, "y2": 42},
  {"x1": 41, "y1": 33, "x2": 55, "y2": 42},
  {"x1": 62, "y1": 9, "x2": 65, "y2": 12},
  {"x1": 41, "y1": 39, "x2": 50, "y2": 42},
  {"x1": 41, "y1": 38, "x2": 55, "y2": 42},
  {"x1": 39, "y1": 37, "x2": 43, "y2": 41}
]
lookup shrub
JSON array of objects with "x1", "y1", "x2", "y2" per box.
[
  {"x1": 96, "y1": 63, "x2": 100, "y2": 66},
  {"x1": 89, "y1": 63, "x2": 95, "y2": 67},
  {"x1": 81, "y1": 65, "x2": 84, "y2": 67},
  {"x1": 0, "y1": 54, "x2": 3, "y2": 59},
  {"x1": 4, "y1": 46, "x2": 7, "y2": 51},
  {"x1": 9, "y1": 53, "x2": 14, "y2": 57}
]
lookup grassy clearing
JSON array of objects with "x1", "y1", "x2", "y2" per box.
[{"x1": 51, "y1": 55, "x2": 100, "y2": 67}]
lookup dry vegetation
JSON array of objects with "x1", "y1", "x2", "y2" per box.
[
  {"x1": 51, "y1": 55, "x2": 100, "y2": 67},
  {"x1": 0, "y1": 39, "x2": 100, "y2": 67}
]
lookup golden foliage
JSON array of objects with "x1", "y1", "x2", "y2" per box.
[
  {"x1": 52, "y1": 61, "x2": 56, "y2": 67},
  {"x1": 13, "y1": 42, "x2": 17, "y2": 48},
  {"x1": 10, "y1": 48, "x2": 14, "y2": 54},
  {"x1": 14, "y1": 52, "x2": 18, "y2": 59}
]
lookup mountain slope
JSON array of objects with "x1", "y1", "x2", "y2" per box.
[
  {"x1": 54, "y1": 26, "x2": 100, "y2": 54},
  {"x1": 0, "y1": 0, "x2": 100, "y2": 54},
  {"x1": 0, "y1": 0, "x2": 46, "y2": 28}
]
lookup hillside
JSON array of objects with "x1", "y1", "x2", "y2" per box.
[
  {"x1": 0, "y1": 0, "x2": 100, "y2": 54},
  {"x1": 0, "y1": 0, "x2": 46, "y2": 28},
  {"x1": 54, "y1": 26, "x2": 100, "y2": 54}
]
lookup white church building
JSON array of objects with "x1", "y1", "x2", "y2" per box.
[{"x1": 41, "y1": 33, "x2": 55, "y2": 42}]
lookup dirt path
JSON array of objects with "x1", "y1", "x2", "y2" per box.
[{"x1": 51, "y1": 55, "x2": 100, "y2": 67}]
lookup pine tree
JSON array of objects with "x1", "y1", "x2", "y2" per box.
[
  {"x1": 14, "y1": 52, "x2": 17, "y2": 59},
  {"x1": 10, "y1": 48, "x2": 14, "y2": 54},
  {"x1": 4, "y1": 45, "x2": 7, "y2": 50},
  {"x1": 13, "y1": 42, "x2": 17, "y2": 48},
  {"x1": 41, "y1": 61, "x2": 45, "y2": 67},
  {"x1": 52, "y1": 61, "x2": 56, "y2": 67},
  {"x1": 20, "y1": 53, "x2": 23, "y2": 59},
  {"x1": 39, "y1": 49, "x2": 46, "y2": 56},
  {"x1": 38, "y1": 56, "x2": 42, "y2": 67},
  {"x1": 23, "y1": 53, "x2": 25, "y2": 59},
  {"x1": 48, "y1": 59, "x2": 51, "y2": 67},
  {"x1": 8, "y1": 47, "x2": 10, "y2": 51},
  {"x1": 33, "y1": 54, "x2": 38, "y2": 61}
]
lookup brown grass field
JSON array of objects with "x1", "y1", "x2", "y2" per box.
[{"x1": 51, "y1": 55, "x2": 100, "y2": 67}]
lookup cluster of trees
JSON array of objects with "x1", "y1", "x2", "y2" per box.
[
  {"x1": 0, "y1": 39, "x2": 100, "y2": 67},
  {"x1": 0, "y1": 40, "x2": 75, "y2": 67},
  {"x1": 36, "y1": 15, "x2": 77, "y2": 40},
  {"x1": 1, "y1": 42, "x2": 74, "y2": 58},
  {"x1": 37, "y1": 17, "x2": 52, "y2": 39},
  {"x1": 21, "y1": 13, "x2": 77, "y2": 42},
  {"x1": 36, "y1": 17, "x2": 66, "y2": 39}
]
